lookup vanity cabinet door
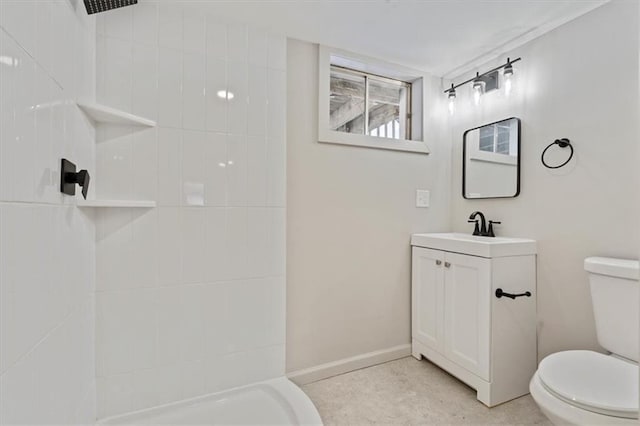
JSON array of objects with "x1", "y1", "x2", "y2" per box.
[
  {"x1": 443, "y1": 252, "x2": 491, "y2": 380},
  {"x1": 411, "y1": 247, "x2": 445, "y2": 353}
]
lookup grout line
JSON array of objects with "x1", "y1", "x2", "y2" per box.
[
  {"x1": 94, "y1": 342, "x2": 285, "y2": 380},
  {"x1": 0, "y1": 200, "x2": 80, "y2": 207},
  {"x1": 94, "y1": 274, "x2": 287, "y2": 294},
  {"x1": 0, "y1": 294, "x2": 94, "y2": 379},
  {"x1": 0, "y1": 15, "x2": 73, "y2": 93}
]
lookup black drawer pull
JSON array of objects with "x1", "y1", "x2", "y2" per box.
[{"x1": 495, "y1": 288, "x2": 531, "y2": 299}]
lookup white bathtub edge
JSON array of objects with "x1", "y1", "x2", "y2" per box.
[
  {"x1": 96, "y1": 376, "x2": 322, "y2": 425},
  {"x1": 269, "y1": 377, "x2": 323, "y2": 425}
]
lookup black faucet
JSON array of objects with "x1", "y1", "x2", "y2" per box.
[
  {"x1": 468, "y1": 211, "x2": 487, "y2": 236},
  {"x1": 468, "y1": 211, "x2": 501, "y2": 237}
]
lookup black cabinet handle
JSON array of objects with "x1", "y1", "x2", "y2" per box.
[{"x1": 495, "y1": 288, "x2": 531, "y2": 299}]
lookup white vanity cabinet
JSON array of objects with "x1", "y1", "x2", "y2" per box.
[{"x1": 411, "y1": 233, "x2": 537, "y2": 407}]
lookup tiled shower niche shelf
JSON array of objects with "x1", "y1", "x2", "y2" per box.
[
  {"x1": 77, "y1": 199, "x2": 156, "y2": 208},
  {"x1": 77, "y1": 102, "x2": 156, "y2": 127},
  {"x1": 75, "y1": 102, "x2": 156, "y2": 210}
]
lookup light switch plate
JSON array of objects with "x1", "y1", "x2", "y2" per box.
[{"x1": 416, "y1": 190, "x2": 430, "y2": 208}]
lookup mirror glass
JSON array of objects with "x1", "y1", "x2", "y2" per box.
[{"x1": 463, "y1": 117, "x2": 520, "y2": 199}]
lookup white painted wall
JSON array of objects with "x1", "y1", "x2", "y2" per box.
[
  {"x1": 286, "y1": 39, "x2": 452, "y2": 376},
  {"x1": 448, "y1": 0, "x2": 639, "y2": 360},
  {"x1": 93, "y1": 3, "x2": 287, "y2": 418},
  {"x1": 0, "y1": 1, "x2": 97, "y2": 423},
  {"x1": 286, "y1": 0, "x2": 639, "y2": 378}
]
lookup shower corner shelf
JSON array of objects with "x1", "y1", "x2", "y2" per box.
[
  {"x1": 77, "y1": 199, "x2": 157, "y2": 208},
  {"x1": 77, "y1": 102, "x2": 156, "y2": 127}
]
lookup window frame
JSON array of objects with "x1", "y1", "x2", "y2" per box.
[
  {"x1": 318, "y1": 46, "x2": 428, "y2": 154},
  {"x1": 329, "y1": 65, "x2": 412, "y2": 140}
]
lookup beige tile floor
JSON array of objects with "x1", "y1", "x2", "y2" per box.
[{"x1": 301, "y1": 357, "x2": 551, "y2": 425}]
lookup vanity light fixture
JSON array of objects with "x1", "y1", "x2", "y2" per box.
[{"x1": 444, "y1": 57, "x2": 521, "y2": 108}]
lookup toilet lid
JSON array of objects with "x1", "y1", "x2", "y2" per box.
[{"x1": 538, "y1": 350, "x2": 638, "y2": 419}]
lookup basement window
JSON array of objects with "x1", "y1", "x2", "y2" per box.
[
  {"x1": 318, "y1": 46, "x2": 427, "y2": 154},
  {"x1": 330, "y1": 66, "x2": 411, "y2": 140}
]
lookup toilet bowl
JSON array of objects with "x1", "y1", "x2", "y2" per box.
[
  {"x1": 530, "y1": 351, "x2": 637, "y2": 425},
  {"x1": 530, "y1": 257, "x2": 639, "y2": 425}
]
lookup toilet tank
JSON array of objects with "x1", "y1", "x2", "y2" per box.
[{"x1": 585, "y1": 257, "x2": 639, "y2": 362}]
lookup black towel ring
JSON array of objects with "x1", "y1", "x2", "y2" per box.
[{"x1": 541, "y1": 138, "x2": 573, "y2": 169}]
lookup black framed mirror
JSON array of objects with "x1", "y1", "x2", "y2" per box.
[{"x1": 463, "y1": 117, "x2": 521, "y2": 199}]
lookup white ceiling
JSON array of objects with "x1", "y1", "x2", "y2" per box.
[{"x1": 179, "y1": 0, "x2": 607, "y2": 77}]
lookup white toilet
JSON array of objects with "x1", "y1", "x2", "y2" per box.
[{"x1": 530, "y1": 257, "x2": 639, "y2": 425}]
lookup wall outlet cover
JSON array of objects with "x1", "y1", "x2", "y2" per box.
[{"x1": 416, "y1": 190, "x2": 430, "y2": 208}]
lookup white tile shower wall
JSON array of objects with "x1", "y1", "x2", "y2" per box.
[
  {"x1": 93, "y1": 3, "x2": 287, "y2": 418},
  {"x1": 0, "y1": 0, "x2": 97, "y2": 424}
]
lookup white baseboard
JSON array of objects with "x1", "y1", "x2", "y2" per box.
[{"x1": 287, "y1": 344, "x2": 412, "y2": 386}]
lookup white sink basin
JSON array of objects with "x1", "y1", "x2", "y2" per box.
[{"x1": 411, "y1": 232, "x2": 536, "y2": 258}]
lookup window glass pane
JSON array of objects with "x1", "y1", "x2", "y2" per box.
[
  {"x1": 495, "y1": 124, "x2": 511, "y2": 154},
  {"x1": 329, "y1": 68, "x2": 366, "y2": 134},
  {"x1": 367, "y1": 78, "x2": 409, "y2": 140},
  {"x1": 479, "y1": 126, "x2": 494, "y2": 152},
  {"x1": 477, "y1": 121, "x2": 515, "y2": 155}
]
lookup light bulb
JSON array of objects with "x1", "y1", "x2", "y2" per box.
[
  {"x1": 473, "y1": 85, "x2": 482, "y2": 105},
  {"x1": 504, "y1": 76, "x2": 512, "y2": 97},
  {"x1": 447, "y1": 84, "x2": 456, "y2": 115},
  {"x1": 472, "y1": 73, "x2": 484, "y2": 106},
  {"x1": 503, "y1": 59, "x2": 514, "y2": 97}
]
